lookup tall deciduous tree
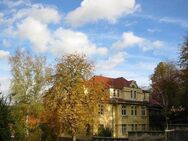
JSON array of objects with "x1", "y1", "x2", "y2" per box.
[
  {"x1": 9, "y1": 49, "x2": 50, "y2": 140},
  {"x1": 43, "y1": 54, "x2": 108, "y2": 141},
  {"x1": 151, "y1": 62, "x2": 180, "y2": 126},
  {"x1": 179, "y1": 35, "x2": 188, "y2": 119},
  {"x1": 180, "y1": 35, "x2": 188, "y2": 69}
]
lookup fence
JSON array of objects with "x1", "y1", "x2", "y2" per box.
[
  {"x1": 166, "y1": 124, "x2": 188, "y2": 141},
  {"x1": 128, "y1": 131, "x2": 165, "y2": 141},
  {"x1": 93, "y1": 137, "x2": 128, "y2": 141}
]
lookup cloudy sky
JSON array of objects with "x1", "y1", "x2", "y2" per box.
[{"x1": 0, "y1": 0, "x2": 187, "y2": 94}]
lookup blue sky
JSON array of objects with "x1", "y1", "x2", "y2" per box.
[{"x1": 0, "y1": 0, "x2": 188, "y2": 94}]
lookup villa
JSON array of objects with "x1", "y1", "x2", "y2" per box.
[{"x1": 92, "y1": 75, "x2": 151, "y2": 138}]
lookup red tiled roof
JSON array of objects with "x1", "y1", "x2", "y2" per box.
[
  {"x1": 91, "y1": 75, "x2": 133, "y2": 89},
  {"x1": 149, "y1": 96, "x2": 162, "y2": 107}
]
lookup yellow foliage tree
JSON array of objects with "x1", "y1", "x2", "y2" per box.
[{"x1": 43, "y1": 54, "x2": 108, "y2": 141}]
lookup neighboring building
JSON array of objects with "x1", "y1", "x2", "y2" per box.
[
  {"x1": 92, "y1": 76, "x2": 150, "y2": 138},
  {"x1": 148, "y1": 96, "x2": 165, "y2": 131}
]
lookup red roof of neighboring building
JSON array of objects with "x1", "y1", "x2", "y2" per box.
[
  {"x1": 91, "y1": 75, "x2": 133, "y2": 89},
  {"x1": 149, "y1": 96, "x2": 162, "y2": 107}
]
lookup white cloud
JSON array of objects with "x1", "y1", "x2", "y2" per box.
[
  {"x1": 0, "y1": 13, "x2": 4, "y2": 24},
  {"x1": 27, "y1": 4, "x2": 61, "y2": 24},
  {"x1": 141, "y1": 40, "x2": 164, "y2": 51},
  {"x1": 51, "y1": 28, "x2": 108, "y2": 56},
  {"x1": 1, "y1": 0, "x2": 31, "y2": 8},
  {"x1": 95, "y1": 52, "x2": 126, "y2": 70},
  {"x1": 16, "y1": 17, "x2": 51, "y2": 52},
  {"x1": 160, "y1": 17, "x2": 188, "y2": 28},
  {"x1": 113, "y1": 32, "x2": 143, "y2": 48},
  {"x1": 2, "y1": 39, "x2": 11, "y2": 47},
  {"x1": 6, "y1": 4, "x2": 61, "y2": 25},
  {"x1": 15, "y1": 17, "x2": 108, "y2": 55},
  {"x1": 66, "y1": 0, "x2": 139, "y2": 26},
  {"x1": 0, "y1": 50, "x2": 10, "y2": 59},
  {"x1": 3, "y1": 3, "x2": 107, "y2": 56},
  {"x1": 113, "y1": 32, "x2": 165, "y2": 51},
  {"x1": 147, "y1": 28, "x2": 160, "y2": 33}
]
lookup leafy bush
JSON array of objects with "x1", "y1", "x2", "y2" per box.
[
  {"x1": 0, "y1": 96, "x2": 13, "y2": 141},
  {"x1": 98, "y1": 127, "x2": 112, "y2": 137}
]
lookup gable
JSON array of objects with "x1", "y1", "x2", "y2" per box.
[{"x1": 129, "y1": 81, "x2": 138, "y2": 88}]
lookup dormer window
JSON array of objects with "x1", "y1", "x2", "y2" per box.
[
  {"x1": 131, "y1": 91, "x2": 136, "y2": 99},
  {"x1": 113, "y1": 89, "x2": 120, "y2": 97},
  {"x1": 113, "y1": 89, "x2": 116, "y2": 97},
  {"x1": 134, "y1": 91, "x2": 136, "y2": 99},
  {"x1": 131, "y1": 90, "x2": 133, "y2": 99}
]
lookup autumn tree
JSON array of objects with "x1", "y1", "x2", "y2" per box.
[
  {"x1": 43, "y1": 54, "x2": 108, "y2": 141},
  {"x1": 179, "y1": 35, "x2": 188, "y2": 121},
  {"x1": 179, "y1": 35, "x2": 188, "y2": 69},
  {"x1": 151, "y1": 62, "x2": 180, "y2": 126},
  {"x1": 9, "y1": 49, "x2": 50, "y2": 140}
]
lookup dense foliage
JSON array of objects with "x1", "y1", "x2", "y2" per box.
[
  {"x1": 0, "y1": 95, "x2": 12, "y2": 141},
  {"x1": 151, "y1": 35, "x2": 188, "y2": 124},
  {"x1": 43, "y1": 54, "x2": 108, "y2": 141},
  {"x1": 9, "y1": 49, "x2": 50, "y2": 140}
]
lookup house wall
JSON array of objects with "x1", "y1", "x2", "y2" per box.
[
  {"x1": 97, "y1": 84, "x2": 150, "y2": 138},
  {"x1": 114, "y1": 104, "x2": 149, "y2": 138}
]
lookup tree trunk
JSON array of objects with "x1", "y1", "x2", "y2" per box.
[{"x1": 72, "y1": 135, "x2": 76, "y2": 141}]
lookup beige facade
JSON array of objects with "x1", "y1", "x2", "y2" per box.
[{"x1": 94, "y1": 77, "x2": 150, "y2": 138}]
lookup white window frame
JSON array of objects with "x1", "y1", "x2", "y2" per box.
[
  {"x1": 122, "y1": 124, "x2": 126, "y2": 135},
  {"x1": 131, "y1": 90, "x2": 133, "y2": 99},
  {"x1": 134, "y1": 91, "x2": 136, "y2": 99},
  {"x1": 113, "y1": 89, "x2": 116, "y2": 97},
  {"x1": 121, "y1": 104, "x2": 127, "y2": 116},
  {"x1": 134, "y1": 106, "x2": 137, "y2": 116}
]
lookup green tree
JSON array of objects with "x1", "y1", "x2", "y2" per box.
[
  {"x1": 0, "y1": 92, "x2": 13, "y2": 141},
  {"x1": 151, "y1": 62, "x2": 180, "y2": 126},
  {"x1": 43, "y1": 54, "x2": 108, "y2": 141},
  {"x1": 9, "y1": 49, "x2": 50, "y2": 140}
]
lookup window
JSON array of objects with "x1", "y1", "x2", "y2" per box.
[
  {"x1": 131, "y1": 106, "x2": 134, "y2": 115},
  {"x1": 142, "y1": 124, "x2": 146, "y2": 131},
  {"x1": 135, "y1": 124, "x2": 137, "y2": 131},
  {"x1": 131, "y1": 124, "x2": 134, "y2": 131},
  {"x1": 134, "y1": 91, "x2": 136, "y2": 99},
  {"x1": 134, "y1": 106, "x2": 137, "y2": 116},
  {"x1": 98, "y1": 104, "x2": 104, "y2": 115},
  {"x1": 113, "y1": 89, "x2": 116, "y2": 97},
  {"x1": 131, "y1": 106, "x2": 137, "y2": 116},
  {"x1": 131, "y1": 90, "x2": 133, "y2": 99},
  {"x1": 122, "y1": 124, "x2": 126, "y2": 135},
  {"x1": 141, "y1": 106, "x2": 146, "y2": 116},
  {"x1": 143, "y1": 93, "x2": 146, "y2": 100},
  {"x1": 121, "y1": 105, "x2": 127, "y2": 116}
]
